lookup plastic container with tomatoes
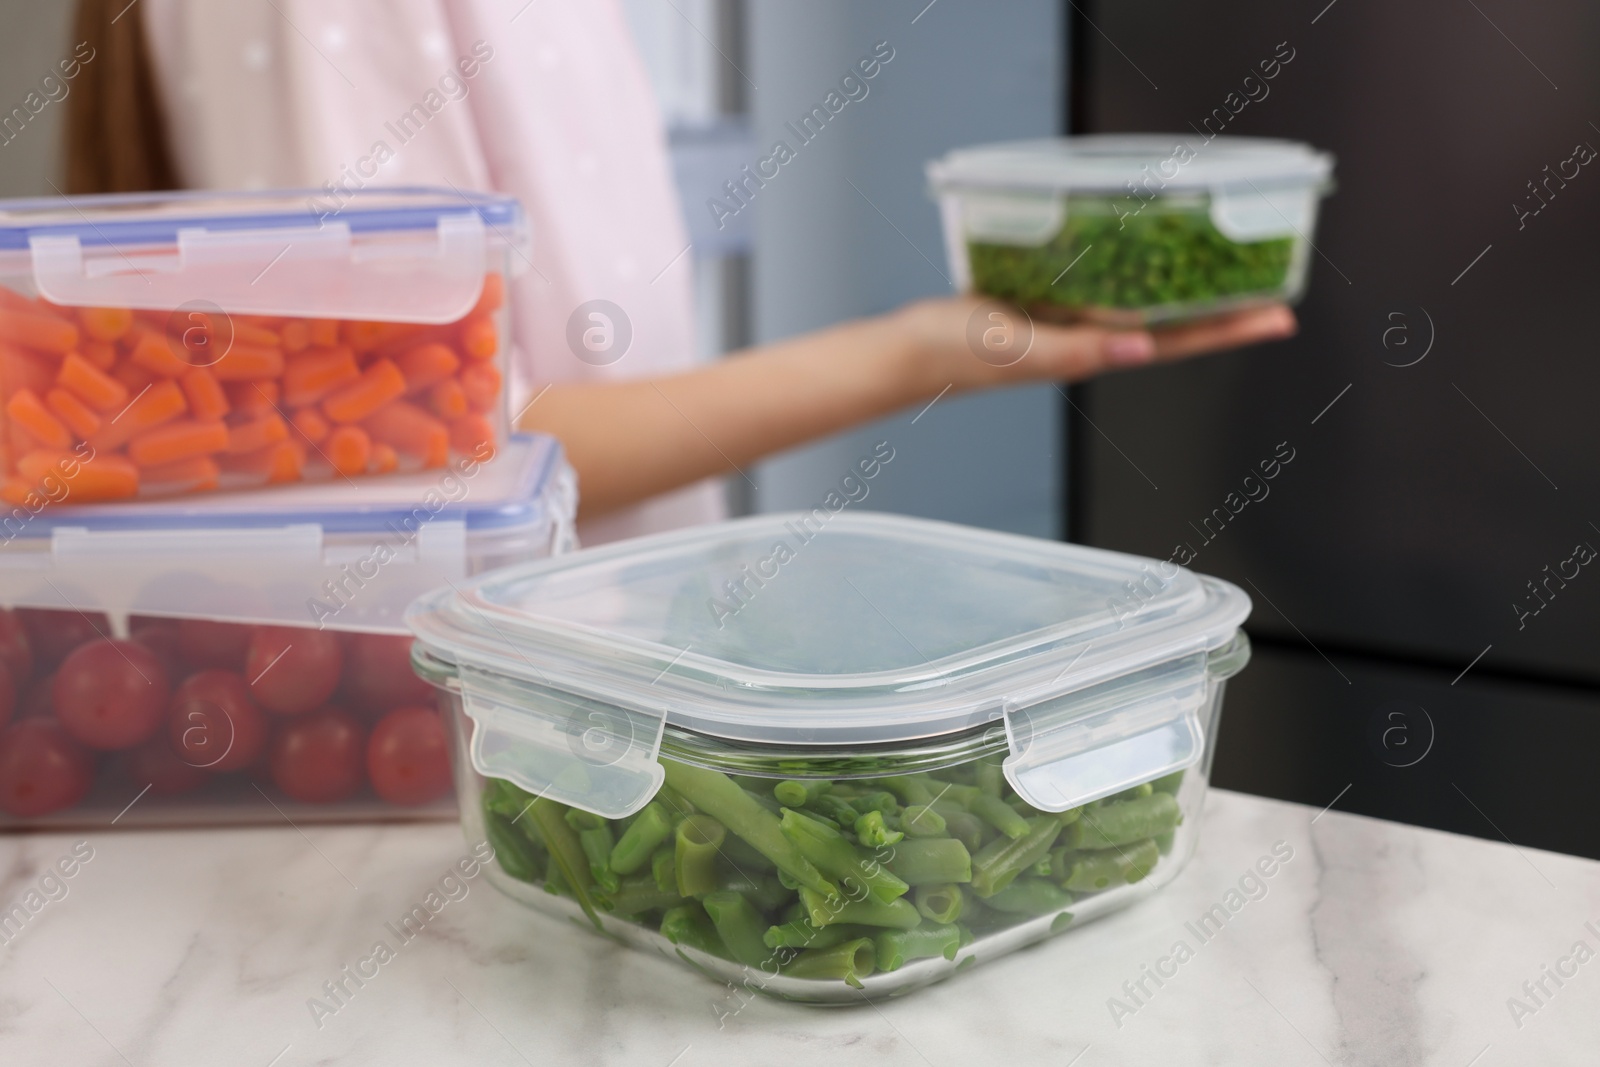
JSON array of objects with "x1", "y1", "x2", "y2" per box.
[{"x1": 0, "y1": 432, "x2": 573, "y2": 827}]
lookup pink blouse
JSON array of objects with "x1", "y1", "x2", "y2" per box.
[{"x1": 142, "y1": 0, "x2": 725, "y2": 542}]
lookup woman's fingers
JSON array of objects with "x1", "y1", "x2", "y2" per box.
[{"x1": 1149, "y1": 305, "x2": 1298, "y2": 360}]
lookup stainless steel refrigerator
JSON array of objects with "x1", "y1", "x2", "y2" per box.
[{"x1": 1067, "y1": 0, "x2": 1600, "y2": 857}]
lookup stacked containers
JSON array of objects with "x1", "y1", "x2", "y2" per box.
[
  {"x1": 407, "y1": 512, "x2": 1252, "y2": 1002},
  {"x1": 0, "y1": 186, "x2": 579, "y2": 827}
]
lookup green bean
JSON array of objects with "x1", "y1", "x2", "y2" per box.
[
  {"x1": 874, "y1": 923, "x2": 961, "y2": 971},
  {"x1": 609, "y1": 802, "x2": 671, "y2": 875},
  {"x1": 970, "y1": 816, "x2": 1063, "y2": 898},
  {"x1": 1050, "y1": 911, "x2": 1076, "y2": 934},
  {"x1": 982, "y1": 878, "x2": 1073, "y2": 916},
  {"x1": 716, "y1": 868, "x2": 791, "y2": 912},
  {"x1": 607, "y1": 876, "x2": 685, "y2": 917},
  {"x1": 701, "y1": 890, "x2": 771, "y2": 967},
  {"x1": 773, "y1": 779, "x2": 828, "y2": 807},
  {"x1": 675, "y1": 814, "x2": 726, "y2": 897},
  {"x1": 1062, "y1": 793, "x2": 1181, "y2": 850},
  {"x1": 482, "y1": 777, "x2": 534, "y2": 820},
  {"x1": 779, "y1": 808, "x2": 908, "y2": 904},
  {"x1": 969, "y1": 793, "x2": 1029, "y2": 840},
  {"x1": 799, "y1": 887, "x2": 922, "y2": 930},
  {"x1": 1152, "y1": 770, "x2": 1186, "y2": 795},
  {"x1": 781, "y1": 938, "x2": 876, "y2": 988},
  {"x1": 661, "y1": 904, "x2": 723, "y2": 957},
  {"x1": 854, "y1": 810, "x2": 904, "y2": 849},
  {"x1": 651, "y1": 845, "x2": 676, "y2": 893},
  {"x1": 763, "y1": 920, "x2": 873, "y2": 950},
  {"x1": 565, "y1": 811, "x2": 619, "y2": 893},
  {"x1": 720, "y1": 833, "x2": 777, "y2": 873},
  {"x1": 913, "y1": 883, "x2": 964, "y2": 924},
  {"x1": 880, "y1": 775, "x2": 935, "y2": 805},
  {"x1": 661, "y1": 762, "x2": 839, "y2": 899},
  {"x1": 525, "y1": 797, "x2": 603, "y2": 928},
  {"x1": 483, "y1": 811, "x2": 542, "y2": 883},
  {"x1": 1154, "y1": 830, "x2": 1177, "y2": 855},
  {"x1": 809, "y1": 794, "x2": 861, "y2": 827},
  {"x1": 1054, "y1": 806, "x2": 1083, "y2": 826},
  {"x1": 901, "y1": 804, "x2": 948, "y2": 838},
  {"x1": 943, "y1": 812, "x2": 987, "y2": 853},
  {"x1": 884, "y1": 838, "x2": 972, "y2": 885},
  {"x1": 1110, "y1": 782, "x2": 1154, "y2": 801},
  {"x1": 975, "y1": 760, "x2": 1004, "y2": 798},
  {"x1": 852, "y1": 791, "x2": 900, "y2": 815},
  {"x1": 1060, "y1": 839, "x2": 1160, "y2": 893}
]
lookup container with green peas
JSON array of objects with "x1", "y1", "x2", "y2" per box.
[
  {"x1": 929, "y1": 135, "x2": 1334, "y2": 326},
  {"x1": 406, "y1": 512, "x2": 1253, "y2": 1003}
]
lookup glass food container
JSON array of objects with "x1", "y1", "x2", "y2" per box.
[
  {"x1": 0, "y1": 433, "x2": 574, "y2": 828},
  {"x1": 928, "y1": 135, "x2": 1334, "y2": 326},
  {"x1": 407, "y1": 512, "x2": 1252, "y2": 1003},
  {"x1": 0, "y1": 187, "x2": 525, "y2": 502}
]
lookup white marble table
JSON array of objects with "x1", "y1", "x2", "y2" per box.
[{"x1": 2, "y1": 788, "x2": 1596, "y2": 1066}]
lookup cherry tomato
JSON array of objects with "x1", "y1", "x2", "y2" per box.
[
  {"x1": 341, "y1": 634, "x2": 433, "y2": 716},
  {"x1": 121, "y1": 735, "x2": 209, "y2": 797},
  {"x1": 168, "y1": 670, "x2": 267, "y2": 773},
  {"x1": 246, "y1": 626, "x2": 343, "y2": 716},
  {"x1": 268, "y1": 706, "x2": 365, "y2": 803},
  {"x1": 0, "y1": 659, "x2": 13, "y2": 729},
  {"x1": 17, "y1": 608, "x2": 110, "y2": 672},
  {"x1": 0, "y1": 718, "x2": 94, "y2": 816},
  {"x1": 0, "y1": 608, "x2": 33, "y2": 685},
  {"x1": 53, "y1": 639, "x2": 171, "y2": 750},
  {"x1": 366, "y1": 706, "x2": 451, "y2": 806},
  {"x1": 130, "y1": 617, "x2": 185, "y2": 682},
  {"x1": 177, "y1": 619, "x2": 254, "y2": 670}
]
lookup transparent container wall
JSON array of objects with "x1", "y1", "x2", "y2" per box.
[
  {"x1": 0, "y1": 257, "x2": 510, "y2": 503},
  {"x1": 941, "y1": 190, "x2": 1317, "y2": 327},
  {"x1": 0, "y1": 609, "x2": 461, "y2": 829},
  {"x1": 442, "y1": 676, "x2": 1228, "y2": 1005}
]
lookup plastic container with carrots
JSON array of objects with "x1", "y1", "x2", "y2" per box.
[
  {"x1": 0, "y1": 433, "x2": 575, "y2": 828},
  {"x1": 0, "y1": 188, "x2": 525, "y2": 503}
]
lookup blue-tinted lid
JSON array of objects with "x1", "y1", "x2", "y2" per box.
[{"x1": 0, "y1": 187, "x2": 521, "y2": 251}]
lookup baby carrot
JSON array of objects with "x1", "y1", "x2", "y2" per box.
[
  {"x1": 281, "y1": 345, "x2": 359, "y2": 406},
  {"x1": 127, "y1": 418, "x2": 229, "y2": 467},
  {"x1": 219, "y1": 440, "x2": 300, "y2": 483},
  {"x1": 449, "y1": 413, "x2": 495, "y2": 459},
  {"x1": 308, "y1": 319, "x2": 339, "y2": 347},
  {"x1": 394, "y1": 342, "x2": 458, "y2": 391},
  {"x1": 139, "y1": 455, "x2": 220, "y2": 494},
  {"x1": 326, "y1": 425, "x2": 371, "y2": 476},
  {"x1": 44, "y1": 388, "x2": 101, "y2": 439},
  {"x1": 90, "y1": 379, "x2": 187, "y2": 451},
  {"x1": 111, "y1": 361, "x2": 156, "y2": 395},
  {"x1": 180, "y1": 367, "x2": 230, "y2": 421},
  {"x1": 279, "y1": 320, "x2": 311, "y2": 353},
  {"x1": 225, "y1": 412, "x2": 289, "y2": 454},
  {"x1": 2, "y1": 343, "x2": 57, "y2": 396},
  {"x1": 55, "y1": 351, "x2": 128, "y2": 411},
  {"x1": 212, "y1": 342, "x2": 284, "y2": 381},
  {"x1": 0, "y1": 307, "x2": 78, "y2": 355},
  {"x1": 427, "y1": 378, "x2": 467, "y2": 420},
  {"x1": 459, "y1": 362, "x2": 501, "y2": 413},
  {"x1": 363, "y1": 400, "x2": 448, "y2": 467},
  {"x1": 458, "y1": 315, "x2": 497, "y2": 360},
  {"x1": 128, "y1": 329, "x2": 195, "y2": 377},
  {"x1": 16, "y1": 450, "x2": 139, "y2": 501},
  {"x1": 289, "y1": 407, "x2": 330, "y2": 443},
  {"x1": 233, "y1": 322, "x2": 281, "y2": 348},
  {"x1": 322, "y1": 358, "x2": 405, "y2": 423},
  {"x1": 6, "y1": 389, "x2": 73, "y2": 449},
  {"x1": 368, "y1": 441, "x2": 398, "y2": 474},
  {"x1": 76, "y1": 306, "x2": 133, "y2": 343},
  {"x1": 225, "y1": 379, "x2": 279, "y2": 415},
  {"x1": 80, "y1": 340, "x2": 117, "y2": 370},
  {"x1": 341, "y1": 320, "x2": 403, "y2": 353}
]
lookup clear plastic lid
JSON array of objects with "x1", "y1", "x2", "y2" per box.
[
  {"x1": 407, "y1": 512, "x2": 1251, "y2": 818},
  {"x1": 927, "y1": 134, "x2": 1333, "y2": 193},
  {"x1": 0, "y1": 187, "x2": 527, "y2": 323},
  {"x1": 0, "y1": 434, "x2": 574, "y2": 632}
]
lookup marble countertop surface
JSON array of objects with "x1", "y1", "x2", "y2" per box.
[{"x1": 1, "y1": 788, "x2": 1597, "y2": 1067}]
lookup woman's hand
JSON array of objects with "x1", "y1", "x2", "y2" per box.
[{"x1": 889, "y1": 295, "x2": 1298, "y2": 400}]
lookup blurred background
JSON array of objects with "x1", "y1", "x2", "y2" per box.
[{"x1": 5, "y1": 0, "x2": 1597, "y2": 857}]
